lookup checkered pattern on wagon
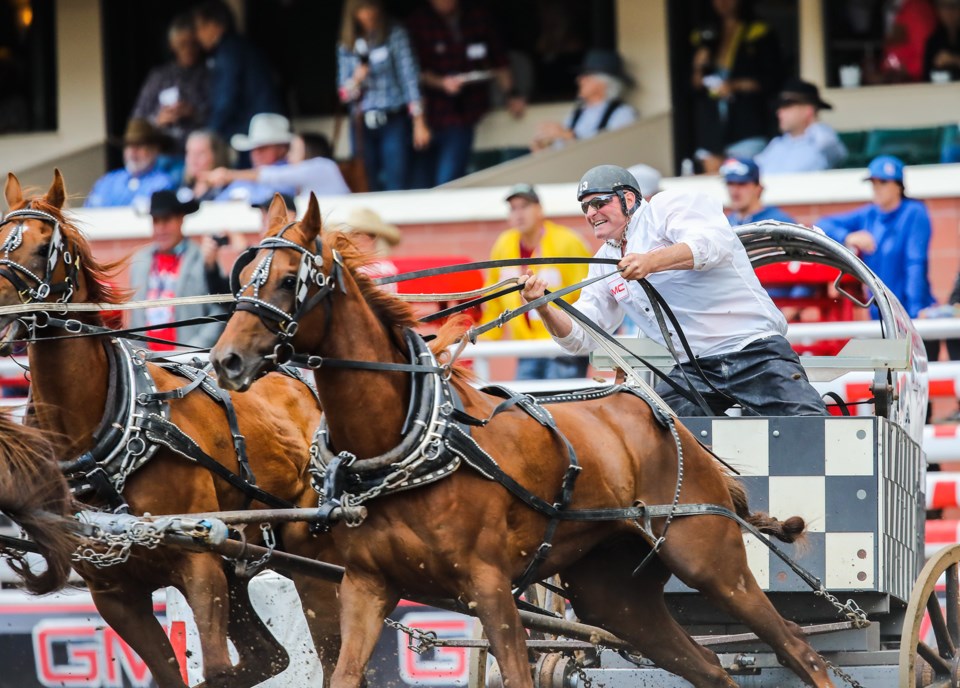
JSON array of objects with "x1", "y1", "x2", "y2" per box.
[{"x1": 664, "y1": 416, "x2": 923, "y2": 604}]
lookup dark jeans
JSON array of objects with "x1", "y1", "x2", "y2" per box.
[
  {"x1": 516, "y1": 356, "x2": 589, "y2": 381},
  {"x1": 410, "y1": 123, "x2": 475, "y2": 188},
  {"x1": 362, "y1": 111, "x2": 411, "y2": 192},
  {"x1": 655, "y1": 334, "x2": 827, "y2": 417}
]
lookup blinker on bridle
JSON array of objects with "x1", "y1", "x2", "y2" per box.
[
  {"x1": 0, "y1": 206, "x2": 78, "y2": 304},
  {"x1": 231, "y1": 222, "x2": 345, "y2": 364}
]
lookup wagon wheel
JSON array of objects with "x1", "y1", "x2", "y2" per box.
[{"x1": 900, "y1": 544, "x2": 960, "y2": 687}]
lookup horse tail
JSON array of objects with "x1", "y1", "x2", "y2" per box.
[
  {"x1": 0, "y1": 411, "x2": 76, "y2": 594},
  {"x1": 724, "y1": 472, "x2": 806, "y2": 545}
]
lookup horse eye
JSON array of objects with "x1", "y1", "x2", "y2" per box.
[{"x1": 279, "y1": 275, "x2": 297, "y2": 291}]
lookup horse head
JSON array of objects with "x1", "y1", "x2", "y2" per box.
[
  {"x1": 212, "y1": 192, "x2": 340, "y2": 391},
  {"x1": 0, "y1": 170, "x2": 77, "y2": 353}
]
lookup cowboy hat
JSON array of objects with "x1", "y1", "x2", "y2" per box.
[
  {"x1": 577, "y1": 49, "x2": 634, "y2": 86},
  {"x1": 776, "y1": 79, "x2": 833, "y2": 110},
  {"x1": 119, "y1": 118, "x2": 171, "y2": 147},
  {"x1": 338, "y1": 207, "x2": 401, "y2": 246},
  {"x1": 230, "y1": 113, "x2": 294, "y2": 151},
  {"x1": 146, "y1": 189, "x2": 200, "y2": 218}
]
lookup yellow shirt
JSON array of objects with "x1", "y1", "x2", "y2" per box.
[{"x1": 480, "y1": 220, "x2": 592, "y2": 340}]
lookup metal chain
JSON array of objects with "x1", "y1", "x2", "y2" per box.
[
  {"x1": 71, "y1": 520, "x2": 165, "y2": 568},
  {"x1": 814, "y1": 588, "x2": 870, "y2": 628},
  {"x1": 572, "y1": 663, "x2": 594, "y2": 688},
  {"x1": 825, "y1": 659, "x2": 867, "y2": 688},
  {"x1": 383, "y1": 616, "x2": 439, "y2": 655}
]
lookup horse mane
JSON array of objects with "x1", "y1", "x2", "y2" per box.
[
  {"x1": 327, "y1": 231, "x2": 418, "y2": 332},
  {"x1": 21, "y1": 197, "x2": 130, "y2": 310}
]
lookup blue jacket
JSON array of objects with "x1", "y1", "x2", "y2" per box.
[
  {"x1": 819, "y1": 198, "x2": 935, "y2": 318},
  {"x1": 84, "y1": 166, "x2": 175, "y2": 208},
  {"x1": 206, "y1": 33, "x2": 283, "y2": 140}
]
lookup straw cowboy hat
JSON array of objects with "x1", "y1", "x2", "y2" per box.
[
  {"x1": 338, "y1": 207, "x2": 401, "y2": 246},
  {"x1": 230, "y1": 113, "x2": 295, "y2": 151}
]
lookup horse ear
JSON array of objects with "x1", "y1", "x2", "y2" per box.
[
  {"x1": 266, "y1": 193, "x2": 287, "y2": 229},
  {"x1": 4, "y1": 172, "x2": 23, "y2": 210},
  {"x1": 45, "y1": 169, "x2": 66, "y2": 209},
  {"x1": 299, "y1": 193, "x2": 321, "y2": 242}
]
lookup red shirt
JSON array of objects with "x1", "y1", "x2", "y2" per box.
[{"x1": 144, "y1": 251, "x2": 182, "y2": 351}]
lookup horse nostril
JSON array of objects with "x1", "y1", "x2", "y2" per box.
[{"x1": 218, "y1": 352, "x2": 244, "y2": 377}]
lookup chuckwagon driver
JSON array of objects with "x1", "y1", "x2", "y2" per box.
[{"x1": 518, "y1": 164, "x2": 827, "y2": 417}]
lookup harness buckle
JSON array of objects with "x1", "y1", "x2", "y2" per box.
[
  {"x1": 64, "y1": 319, "x2": 83, "y2": 334},
  {"x1": 306, "y1": 355, "x2": 323, "y2": 369},
  {"x1": 35, "y1": 283, "x2": 50, "y2": 300},
  {"x1": 280, "y1": 320, "x2": 299, "y2": 337}
]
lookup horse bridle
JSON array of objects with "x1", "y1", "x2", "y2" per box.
[
  {"x1": 231, "y1": 223, "x2": 345, "y2": 362},
  {"x1": 0, "y1": 206, "x2": 78, "y2": 305}
]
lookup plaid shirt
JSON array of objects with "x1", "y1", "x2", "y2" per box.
[
  {"x1": 337, "y1": 24, "x2": 422, "y2": 113},
  {"x1": 406, "y1": 3, "x2": 508, "y2": 128}
]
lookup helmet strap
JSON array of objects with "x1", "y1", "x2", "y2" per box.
[{"x1": 616, "y1": 189, "x2": 641, "y2": 217}]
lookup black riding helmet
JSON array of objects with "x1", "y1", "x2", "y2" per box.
[{"x1": 577, "y1": 164, "x2": 642, "y2": 216}]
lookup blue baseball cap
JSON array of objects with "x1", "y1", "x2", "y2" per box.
[
  {"x1": 719, "y1": 157, "x2": 760, "y2": 184},
  {"x1": 865, "y1": 155, "x2": 904, "y2": 183}
]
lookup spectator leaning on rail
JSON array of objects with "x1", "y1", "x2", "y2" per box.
[
  {"x1": 518, "y1": 164, "x2": 827, "y2": 417},
  {"x1": 205, "y1": 128, "x2": 351, "y2": 199},
  {"x1": 480, "y1": 183, "x2": 593, "y2": 381},
  {"x1": 84, "y1": 119, "x2": 176, "y2": 208},
  {"x1": 818, "y1": 155, "x2": 935, "y2": 322},
  {"x1": 211, "y1": 113, "x2": 299, "y2": 205},
  {"x1": 530, "y1": 50, "x2": 637, "y2": 152},
  {"x1": 128, "y1": 190, "x2": 227, "y2": 351},
  {"x1": 753, "y1": 79, "x2": 847, "y2": 175}
]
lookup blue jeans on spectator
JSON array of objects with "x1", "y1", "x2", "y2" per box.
[
  {"x1": 363, "y1": 112, "x2": 411, "y2": 192},
  {"x1": 516, "y1": 356, "x2": 589, "y2": 381},
  {"x1": 655, "y1": 334, "x2": 826, "y2": 417},
  {"x1": 411, "y1": 124, "x2": 475, "y2": 188}
]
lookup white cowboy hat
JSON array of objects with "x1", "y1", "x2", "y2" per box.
[
  {"x1": 338, "y1": 207, "x2": 401, "y2": 246},
  {"x1": 230, "y1": 113, "x2": 294, "y2": 152}
]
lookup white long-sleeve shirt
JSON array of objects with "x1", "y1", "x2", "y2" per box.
[{"x1": 555, "y1": 188, "x2": 786, "y2": 360}]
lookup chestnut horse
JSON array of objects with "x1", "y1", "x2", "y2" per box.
[
  {"x1": 0, "y1": 408, "x2": 77, "y2": 594},
  {"x1": 0, "y1": 172, "x2": 341, "y2": 688},
  {"x1": 210, "y1": 193, "x2": 836, "y2": 688}
]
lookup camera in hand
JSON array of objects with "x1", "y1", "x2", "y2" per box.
[{"x1": 213, "y1": 234, "x2": 230, "y2": 247}]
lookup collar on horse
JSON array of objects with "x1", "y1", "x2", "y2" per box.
[{"x1": 0, "y1": 207, "x2": 79, "y2": 304}]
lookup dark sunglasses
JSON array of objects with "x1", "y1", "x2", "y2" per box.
[{"x1": 580, "y1": 193, "x2": 616, "y2": 214}]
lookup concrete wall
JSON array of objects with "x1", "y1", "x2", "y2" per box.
[{"x1": 0, "y1": 0, "x2": 106, "y2": 193}]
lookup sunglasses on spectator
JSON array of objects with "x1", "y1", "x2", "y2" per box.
[{"x1": 580, "y1": 194, "x2": 617, "y2": 214}]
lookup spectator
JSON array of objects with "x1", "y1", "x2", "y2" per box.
[
  {"x1": 721, "y1": 157, "x2": 795, "y2": 225},
  {"x1": 626, "y1": 163, "x2": 663, "y2": 200},
  {"x1": 690, "y1": 0, "x2": 783, "y2": 174},
  {"x1": 531, "y1": 50, "x2": 637, "y2": 151},
  {"x1": 129, "y1": 190, "x2": 226, "y2": 350},
  {"x1": 754, "y1": 79, "x2": 848, "y2": 174},
  {"x1": 180, "y1": 129, "x2": 232, "y2": 202},
  {"x1": 130, "y1": 12, "x2": 209, "y2": 153},
  {"x1": 407, "y1": 0, "x2": 526, "y2": 187},
  {"x1": 882, "y1": 0, "x2": 938, "y2": 82},
  {"x1": 210, "y1": 113, "x2": 298, "y2": 205},
  {"x1": 85, "y1": 119, "x2": 176, "y2": 208},
  {"x1": 924, "y1": 0, "x2": 960, "y2": 82},
  {"x1": 335, "y1": 207, "x2": 401, "y2": 289},
  {"x1": 206, "y1": 126, "x2": 351, "y2": 199},
  {"x1": 192, "y1": 0, "x2": 283, "y2": 143},
  {"x1": 480, "y1": 183, "x2": 592, "y2": 380},
  {"x1": 337, "y1": 0, "x2": 430, "y2": 191},
  {"x1": 818, "y1": 155, "x2": 935, "y2": 321}
]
